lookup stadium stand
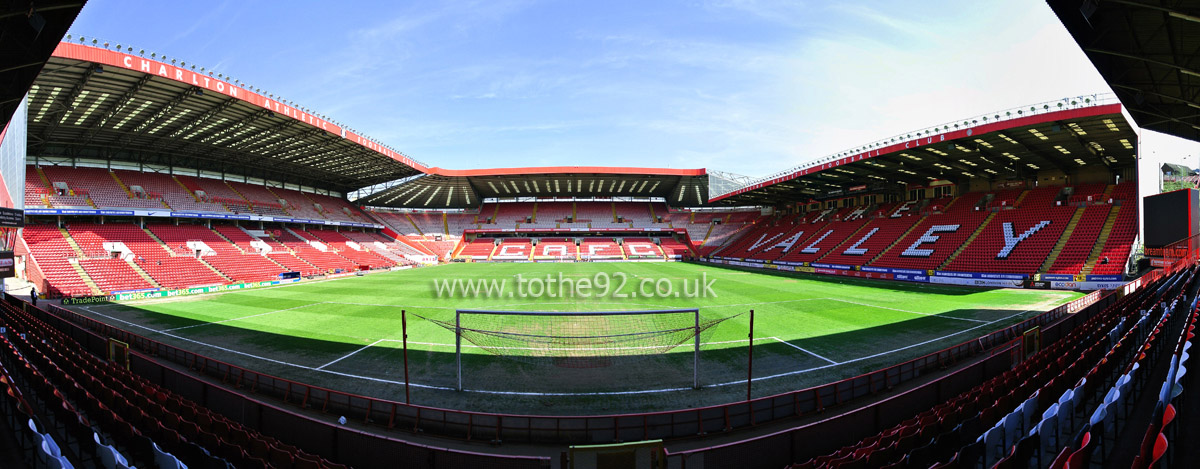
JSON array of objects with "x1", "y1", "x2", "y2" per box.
[
  {"x1": 492, "y1": 238, "x2": 532, "y2": 260},
  {"x1": 777, "y1": 218, "x2": 870, "y2": 264},
  {"x1": 445, "y1": 212, "x2": 479, "y2": 234},
  {"x1": 0, "y1": 299, "x2": 343, "y2": 468},
  {"x1": 1091, "y1": 202, "x2": 1138, "y2": 275},
  {"x1": 272, "y1": 229, "x2": 358, "y2": 273},
  {"x1": 816, "y1": 209, "x2": 922, "y2": 267},
  {"x1": 1048, "y1": 204, "x2": 1113, "y2": 274},
  {"x1": 22, "y1": 225, "x2": 95, "y2": 297},
  {"x1": 576, "y1": 202, "x2": 620, "y2": 228},
  {"x1": 783, "y1": 265, "x2": 1195, "y2": 468},
  {"x1": 534, "y1": 202, "x2": 573, "y2": 224},
  {"x1": 622, "y1": 238, "x2": 664, "y2": 259},
  {"x1": 660, "y1": 237, "x2": 694, "y2": 258},
  {"x1": 305, "y1": 229, "x2": 396, "y2": 269},
  {"x1": 457, "y1": 238, "x2": 497, "y2": 259},
  {"x1": 40, "y1": 166, "x2": 163, "y2": 209},
  {"x1": 580, "y1": 238, "x2": 623, "y2": 259},
  {"x1": 942, "y1": 205, "x2": 1077, "y2": 274},
  {"x1": 65, "y1": 223, "x2": 229, "y2": 291},
  {"x1": 534, "y1": 238, "x2": 577, "y2": 260},
  {"x1": 117, "y1": 170, "x2": 228, "y2": 213}
]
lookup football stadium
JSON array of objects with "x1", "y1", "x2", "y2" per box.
[{"x1": 0, "y1": 1, "x2": 1198, "y2": 468}]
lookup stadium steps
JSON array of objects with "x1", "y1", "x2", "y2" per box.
[
  {"x1": 814, "y1": 219, "x2": 877, "y2": 263},
  {"x1": 941, "y1": 194, "x2": 965, "y2": 212},
  {"x1": 938, "y1": 211, "x2": 997, "y2": 270},
  {"x1": 531, "y1": 202, "x2": 539, "y2": 223},
  {"x1": 402, "y1": 213, "x2": 425, "y2": 236},
  {"x1": 699, "y1": 222, "x2": 715, "y2": 247},
  {"x1": 1012, "y1": 189, "x2": 1030, "y2": 207},
  {"x1": 491, "y1": 203, "x2": 500, "y2": 224},
  {"x1": 221, "y1": 181, "x2": 261, "y2": 213},
  {"x1": 865, "y1": 214, "x2": 929, "y2": 266},
  {"x1": 124, "y1": 258, "x2": 162, "y2": 289},
  {"x1": 109, "y1": 171, "x2": 135, "y2": 198},
  {"x1": 173, "y1": 176, "x2": 202, "y2": 202},
  {"x1": 442, "y1": 213, "x2": 449, "y2": 236},
  {"x1": 68, "y1": 261, "x2": 103, "y2": 295},
  {"x1": 198, "y1": 258, "x2": 234, "y2": 283},
  {"x1": 35, "y1": 166, "x2": 51, "y2": 188},
  {"x1": 1082, "y1": 205, "x2": 1121, "y2": 275},
  {"x1": 57, "y1": 227, "x2": 86, "y2": 258},
  {"x1": 486, "y1": 241, "x2": 499, "y2": 261},
  {"x1": 1039, "y1": 206, "x2": 1086, "y2": 273},
  {"x1": 211, "y1": 228, "x2": 247, "y2": 254},
  {"x1": 1102, "y1": 183, "x2": 1115, "y2": 200},
  {"x1": 141, "y1": 228, "x2": 178, "y2": 257},
  {"x1": 648, "y1": 202, "x2": 657, "y2": 223}
]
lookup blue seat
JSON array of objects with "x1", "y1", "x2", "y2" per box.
[{"x1": 1032, "y1": 403, "x2": 1060, "y2": 462}]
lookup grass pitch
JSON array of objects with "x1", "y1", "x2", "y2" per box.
[{"x1": 68, "y1": 262, "x2": 1081, "y2": 414}]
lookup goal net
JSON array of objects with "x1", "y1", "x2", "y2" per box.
[{"x1": 417, "y1": 308, "x2": 740, "y2": 393}]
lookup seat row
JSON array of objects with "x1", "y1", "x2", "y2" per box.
[
  {"x1": 785, "y1": 266, "x2": 1187, "y2": 468},
  {"x1": 0, "y1": 299, "x2": 346, "y2": 468}
]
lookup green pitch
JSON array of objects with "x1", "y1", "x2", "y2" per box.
[{"x1": 69, "y1": 262, "x2": 1082, "y2": 414}]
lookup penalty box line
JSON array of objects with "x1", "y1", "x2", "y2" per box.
[
  {"x1": 770, "y1": 337, "x2": 838, "y2": 365},
  {"x1": 316, "y1": 339, "x2": 387, "y2": 370},
  {"x1": 77, "y1": 306, "x2": 460, "y2": 392}
]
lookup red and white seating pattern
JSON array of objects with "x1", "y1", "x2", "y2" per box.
[
  {"x1": 816, "y1": 215, "x2": 921, "y2": 266},
  {"x1": 777, "y1": 218, "x2": 871, "y2": 264},
  {"x1": 580, "y1": 238, "x2": 623, "y2": 258},
  {"x1": 534, "y1": 238, "x2": 577, "y2": 259},
  {"x1": 492, "y1": 239, "x2": 532, "y2": 260},
  {"x1": 943, "y1": 206, "x2": 1076, "y2": 274},
  {"x1": 868, "y1": 211, "x2": 991, "y2": 270},
  {"x1": 622, "y1": 238, "x2": 663, "y2": 258}
]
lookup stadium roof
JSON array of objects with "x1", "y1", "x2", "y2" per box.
[
  {"x1": 711, "y1": 98, "x2": 1139, "y2": 206},
  {"x1": 24, "y1": 42, "x2": 708, "y2": 200},
  {"x1": 0, "y1": 1, "x2": 85, "y2": 130},
  {"x1": 1050, "y1": 0, "x2": 1200, "y2": 143},
  {"x1": 355, "y1": 166, "x2": 708, "y2": 208}
]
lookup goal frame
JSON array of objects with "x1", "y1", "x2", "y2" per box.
[{"x1": 454, "y1": 308, "x2": 702, "y2": 391}]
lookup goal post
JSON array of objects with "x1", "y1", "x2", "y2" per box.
[{"x1": 417, "y1": 308, "x2": 739, "y2": 393}]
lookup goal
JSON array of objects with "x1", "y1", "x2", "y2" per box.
[{"x1": 418, "y1": 308, "x2": 739, "y2": 392}]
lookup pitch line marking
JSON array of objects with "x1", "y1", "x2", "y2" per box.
[
  {"x1": 770, "y1": 337, "x2": 838, "y2": 364},
  {"x1": 77, "y1": 306, "x2": 457, "y2": 392},
  {"x1": 160, "y1": 302, "x2": 325, "y2": 332},
  {"x1": 709, "y1": 308, "x2": 1037, "y2": 388},
  {"x1": 72, "y1": 305, "x2": 1041, "y2": 397},
  {"x1": 826, "y1": 298, "x2": 989, "y2": 323},
  {"x1": 317, "y1": 339, "x2": 386, "y2": 370}
]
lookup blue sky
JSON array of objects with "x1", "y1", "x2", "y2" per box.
[{"x1": 67, "y1": 0, "x2": 1195, "y2": 180}]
